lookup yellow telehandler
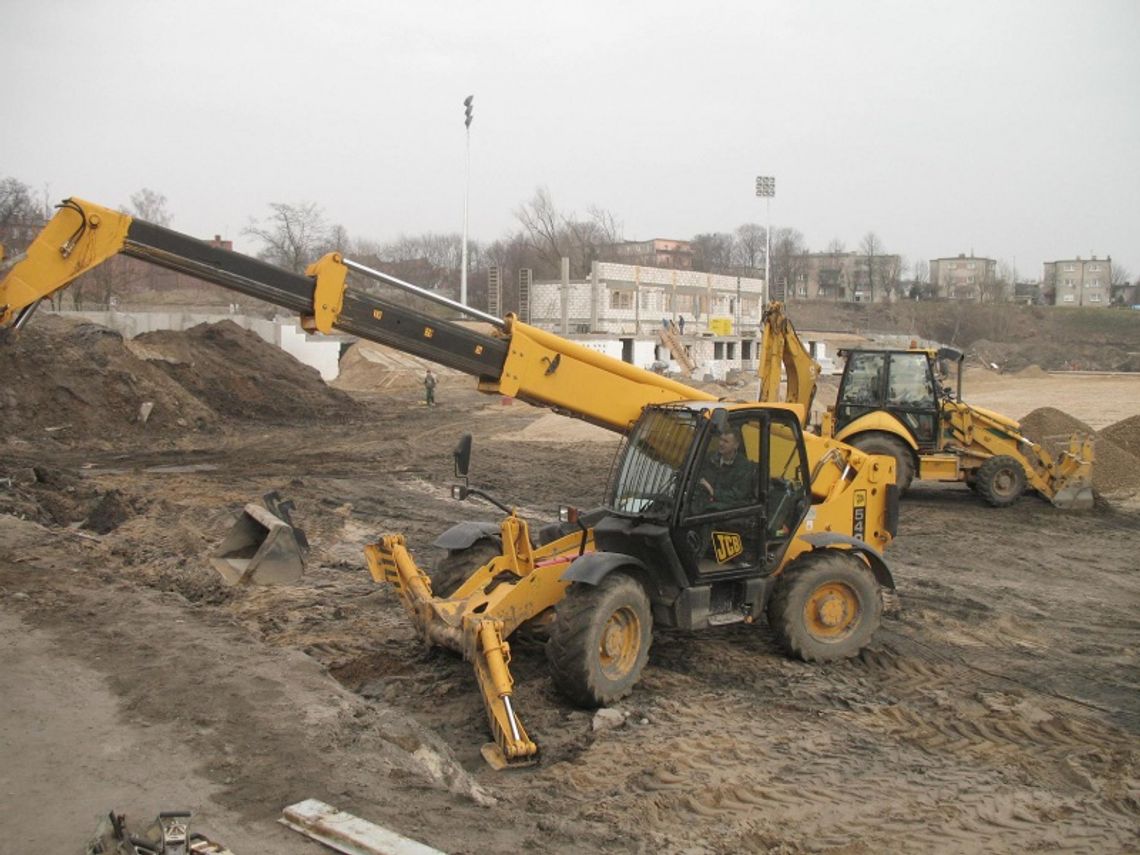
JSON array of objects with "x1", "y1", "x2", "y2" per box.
[
  {"x1": 3, "y1": 199, "x2": 901, "y2": 767},
  {"x1": 758, "y1": 301, "x2": 1094, "y2": 509}
]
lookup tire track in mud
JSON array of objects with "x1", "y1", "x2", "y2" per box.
[{"x1": 502, "y1": 622, "x2": 1140, "y2": 853}]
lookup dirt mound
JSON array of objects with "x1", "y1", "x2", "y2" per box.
[
  {"x1": 1101, "y1": 414, "x2": 1140, "y2": 460},
  {"x1": 333, "y1": 341, "x2": 463, "y2": 392},
  {"x1": 0, "y1": 315, "x2": 220, "y2": 442},
  {"x1": 137, "y1": 321, "x2": 359, "y2": 422},
  {"x1": 1019, "y1": 406, "x2": 1140, "y2": 495}
]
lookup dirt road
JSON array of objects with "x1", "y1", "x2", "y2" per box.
[{"x1": 2, "y1": 382, "x2": 1138, "y2": 854}]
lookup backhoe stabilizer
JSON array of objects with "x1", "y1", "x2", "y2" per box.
[
  {"x1": 472, "y1": 620, "x2": 538, "y2": 768},
  {"x1": 364, "y1": 519, "x2": 578, "y2": 768}
]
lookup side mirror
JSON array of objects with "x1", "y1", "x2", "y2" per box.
[
  {"x1": 710, "y1": 409, "x2": 729, "y2": 434},
  {"x1": 453, "y1": 433, "x2": 473, "y2": 478}
]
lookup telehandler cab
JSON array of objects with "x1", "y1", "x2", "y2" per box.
[{"x1": 2, "y1": 198, "x2": 900, "y2": 768}]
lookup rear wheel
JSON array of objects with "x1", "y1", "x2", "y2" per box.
[
  {"x1": 767, "y1": 550, "x2": 882, "y2": 661},
  {"x1": 849, "y1": 432, "x2": 915, "y2": 492},
  {"x1": 546, "y1": 573, "x2": 652, "y2": 707},
  {"x1": 975, "y1": 455, "x2": 1026, "y2": 507},
  {"x1": 430, "y1": 539, "x2": 500, "y2": 598}
]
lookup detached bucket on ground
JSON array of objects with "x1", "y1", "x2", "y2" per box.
[{"x1": 210, "y1": 495, "x2": 307, "y2": 585}]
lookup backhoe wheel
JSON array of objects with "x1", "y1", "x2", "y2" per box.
[
  {"x1": 975, "y1": 455, "x2": 1027, "y2": 507},
  {"x1": 849, "y1": 432, "x2": 914, "y2": 492},
  {"x1": 546, "y1": 573, "x2": 652, "y2": 708},
  {"x1": 767, "y1": 550, "x2": 882, "y2": 662},
  {"x1": 430, "y1": 539, "x2": 500, "y2": 598}
]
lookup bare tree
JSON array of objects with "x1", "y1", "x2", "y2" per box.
[
  {"x1": 514, "y1": 187, "x2": 621, "y2": 278},
  {"x1": 0, "y1": 176, "x2": 42, "y2": 255},
  {"x1": 826, "y1": 238, "x2": 846, "y2": 254},
  {"x1": 909, "y1": 259, "x2": 931, "y2": 300},
  {"x1": 769, "y1": 227, "x2": 808, "y2": 299},
  {"x1": 690, "y1": 232, "x2": 735, "y2": 272},
  {"x1": 732, "y1": 223, "x2": 766, "y2": 270},
  {"x1": 126, "y1": 188, "x2": 173, "y2": 226},
  {"x1": 859, "y1": 232, "x2": 883, "y2": 302},
  {"x1": 244, "y1": 202, "x2": 331, "y2": 273}
]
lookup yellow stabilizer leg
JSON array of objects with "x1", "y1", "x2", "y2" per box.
[{"x1": 472, "y1": 620, "x2": 537, "y2": 768}]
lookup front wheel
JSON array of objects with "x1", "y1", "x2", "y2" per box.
[
  {"x1": 546, "y1": 573, "x2": 652, "y2": 707},
  {"x1": 975, "y1": 455, "x2": 1027, "y2": 507},
  {"x1": 767, "y1": 550, "x2": 883, "y2": 662},
  {"x1": 849, "y1": 432, "x2": 915, "y2": 492}
]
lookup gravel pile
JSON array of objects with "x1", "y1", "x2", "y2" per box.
[{"x1": 1020, "y1": 406, "x2": 1140, "y2": 495}]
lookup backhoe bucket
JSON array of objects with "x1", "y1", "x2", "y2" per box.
[{"x1": 210, "y1": 503, "x2": 305, "y2": 585}]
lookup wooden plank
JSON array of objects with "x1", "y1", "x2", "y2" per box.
[{"x1": 279, "y1": 799, "x2": 444, "y2": 855}]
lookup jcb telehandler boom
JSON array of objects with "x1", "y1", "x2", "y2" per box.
[
  {"x1": 2, "y1": 199, "x2": 900, "y2": 768},
  {"x1": 758, "y1": 301, "x2": 1094, "y2": 509}
]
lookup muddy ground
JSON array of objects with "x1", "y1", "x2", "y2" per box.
[{"x1": 1, "y1": 323, "x2": 1139, "y2": 854}]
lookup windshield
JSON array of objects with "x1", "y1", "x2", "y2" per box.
[{"x1": 606, "y1": 407, "x2": 701, "y2": 518}]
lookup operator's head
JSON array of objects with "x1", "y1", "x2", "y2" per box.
[{"x1": 717, "y1": 430, "x2": 740, "y2": 460}]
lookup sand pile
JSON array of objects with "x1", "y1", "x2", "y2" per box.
[
  {"x1": 1100, "y1": 414, "x2": 1140, "y2": 460},
  {"x1": 333, "y1": 341, "x2": 462, "y2": 392},
  {"x1": 510, "y1": 412, "x2": 617, "y2": 443},
  {"x1": 1019, "y1": 406, "x2": 1140, "y2": 495},
  {"x1": 137, "y1": 321, "x2": 359, "y2": 422}
]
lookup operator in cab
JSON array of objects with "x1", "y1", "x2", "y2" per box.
[{"x1": 695, "y1": 428, "x2": 751, "y2": 512}]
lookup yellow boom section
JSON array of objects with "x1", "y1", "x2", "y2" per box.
[
  {"x1": 0, "y1": 199, "x2": 132, "y2": 328},
  {"x1": 486, "y1": 318, "x2": 718, "y2": 433}
]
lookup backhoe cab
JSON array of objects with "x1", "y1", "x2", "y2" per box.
[{"x1": 367, "y1": 400, "x2": 898, "y2": 768}]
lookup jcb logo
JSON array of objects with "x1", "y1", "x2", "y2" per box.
[{"x1": 712, "y1": 531, "x2": 743, "y2": 563}]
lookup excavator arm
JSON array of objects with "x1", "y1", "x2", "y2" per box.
[{"x1": 758, "y1": 300, "x2": 820, "y2": 421}]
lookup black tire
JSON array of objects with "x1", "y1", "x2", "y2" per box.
[
  {"x1": 430, "y1": 539, "x2": 500, "y2": 598},
  {"x1": 767, "y1": 550, "x2": 882, "y2": 662},
  {"x1": 975, "y1": 455, "x2": 1027, "y2": 507},
  {"x1": 546, "y1": 573, "x2": 652, "y2": 708},
  {"x1": 849, "y1": 432, "x2": 915, "y2": 492}
]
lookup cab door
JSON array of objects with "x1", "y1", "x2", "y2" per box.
[
  {"x1": 884, "y1": 352, "x2": 939, "y2": 449},
  {"x1": 674, "y1": 410, "x2": 810, "y2": 578}
]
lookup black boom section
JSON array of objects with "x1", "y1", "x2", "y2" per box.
[{"x1": 122, "y1": 219, "x2": 508, "y2": 379}]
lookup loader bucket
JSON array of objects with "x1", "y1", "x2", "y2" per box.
[
  {"x1": 210, "y1": 503, "x2": 305, "y2": 585},
  {"x1": 1049, "y1": 434, "x2": 1095, "y2": 511},
  {"x1": 1051, "y1": 483, "x2": 1094, "y2": 511}
]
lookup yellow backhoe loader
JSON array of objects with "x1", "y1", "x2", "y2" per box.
[
  {"x1": 758, "y1": 301, "x2": 1094, "y2": 510},
  {"x1": 3, "y1": 199, "x2": 900, "y2": 768}
]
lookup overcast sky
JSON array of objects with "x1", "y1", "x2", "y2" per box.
[{"x1": 4, "y1": 0, "x2": 1138, "y2": 279}]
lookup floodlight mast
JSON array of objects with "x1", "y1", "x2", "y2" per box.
[
  {"x1": 462, "y1": 95, "x2": 474, "y2": 306},
  {"x1": 755, "y1": 175, "x2": 775, "y2": 303}
]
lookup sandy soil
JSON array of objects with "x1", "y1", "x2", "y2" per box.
[{"x1": 2, "y1": 341, "x2": 1139, "y2": 852}]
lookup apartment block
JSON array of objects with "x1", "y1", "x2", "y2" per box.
[
  {"x1": 784, "y1": 252, "x2": 902, "y2": 303},
  {"x1": 1043, "y1": 256, "x2": 1112, "y2": 306},
  {"x1": 929, "y1": 254, "x2": 998, "y2": 301}
]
